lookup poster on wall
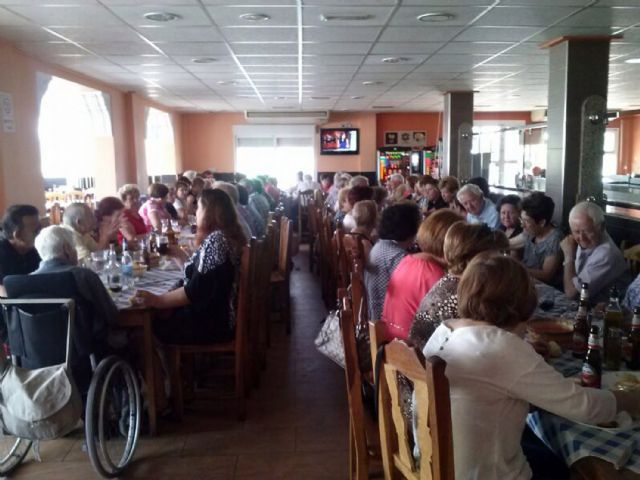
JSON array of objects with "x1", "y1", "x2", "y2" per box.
[
  {"x1": 0, "y1": 92, "x2": 15, "y2": 133},
  {"x1": 384, "y1": 130, "x2": 426, "y2": 147}
]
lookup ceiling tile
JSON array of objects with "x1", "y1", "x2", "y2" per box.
[
  {"x1": 390, "y1": 6, "x2": 490, "y2": 27},
  {"x1": 17, "y1": 41, "x2": 87, "y2": 55},
  {"x1": 456, "y1": 26, "x2": 541, "y2": 42},
  {"x1": 531, "y1": 26, "x2": 617, "y2": 42},
  {"x1": 136, "y1": 26, "x2": 222, "y2": 42},
  {"x1": 0, "y1": 6, "x2": 36, "y2": 26},
  {"x1": 205, "y1": 5, "x2": 296, "y2": 27},
  {"x1": 370, "y1": 42, "x2": 444, "y2": 55},
  {"x1": 305, "y1": 42, "x2": 371, "y2": 54},
  {"x1": 303, "y1": 6, "x2": 394, "y2": 26},
  {"x1": 233, "y1": 42, "x2": 297, "y2": 55},
  {"x1": 106, "y1": 5, "x2": 211, "y2": 27},
  {"x1": 48, "y1": 26, "x2": 140, "y2": 42},
  {"x1": 222, "y1": 26, "x2": 297, "y2": 42},
  {"x1": 0, "y1": 25, "x2": 58, "y2": 42},
  {"x1": 379, "y1": 26, "x2": 463, "y2": 43},
  {"x1": 303, "y1": 26, "x2": 381, "y2": 42},
  {"x1": 305, "y1": 54, "x2": 364, "y2": 65},
  {"x1": 5, "y1": 5, "x2": 122, "y2": 26},
  {"x1": 560, "y1": 6, "x2": 640, "y2": 27},
  {"x1": 439, "y1": 41, "x2": 514, "y2": 55},
  {"x1": 475, "y1": 6, "x2": 582, "y2": 27},
  {"x1": 154, "y1": 42, "x2": 228, "y2": 55},
  {"x1": 83, "y1": 41, "x2": 161, "y2": 55}
]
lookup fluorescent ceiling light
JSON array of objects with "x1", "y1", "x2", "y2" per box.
[
  {"x1": 239, "y1": 13, "x2": 271, "y2": 22},
  {"x1": 143, "y1": 12, "x2": 181, "y2": 22},
  {"x1": 362, "y1": 81, "x2": 382, "y2": 86},
  {"x1": 625, "y1": 58, "x2": 640, "y2": 64},
  {"x1": 382, "y1": 57, "x2": 409, "y2": 64},
  {"x1": 320, "y1": 14, "x2": 373, "y2": 22},
  {"x1": 191, "y1": 57, "x2": 217, "y2": 64},
  {"x1": 417, "y1": 12, "x2": 455, "y2": 23}
]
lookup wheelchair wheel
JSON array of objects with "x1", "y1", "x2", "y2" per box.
[
  {"x1": 0, "y1": 436, "x2": 31, "y2": 475},
  {"x1": 85, "y1": 356, "x2": 141, "y2": 478}
]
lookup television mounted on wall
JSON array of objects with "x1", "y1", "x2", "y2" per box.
[{"x1": 320, "y1": 128, "x2": 359, "y2": 155}]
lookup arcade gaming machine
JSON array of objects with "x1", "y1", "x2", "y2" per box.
[{"x1": 377, "y1": 147, "x2": 439, "y2": 185}]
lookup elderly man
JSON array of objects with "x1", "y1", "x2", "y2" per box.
[
  {"x1": 560, "y1": 201, "x2": 627, "y2": 302},
  {"x1": 456, "y1": 183, "x2": 501, "y2": 229},
  {"x1": 386, "y1": 173, "x2": 404, "y2": 193},
  {"x1": 32, "y1": 225, "x2": 118, "y2": 347},
  {"x1": 0, "y1": 204, "x2": 41, "y2": 295},
  {"x1": 62, "y1": 202, "x2": 119, "y2": 261}
]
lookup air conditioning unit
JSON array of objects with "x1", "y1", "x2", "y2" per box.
[{"x1": 244, "y1": 110, "x2": 329, "y2": 124}]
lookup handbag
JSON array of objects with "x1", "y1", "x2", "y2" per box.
[
  {"x1": 0, "y1": 359, "x2": 82, "y2": 440},
  {"x1": 315, "y1": 310, "x2": 345, "y2": 368}
]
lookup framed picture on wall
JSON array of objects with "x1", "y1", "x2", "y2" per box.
[
  {"x1": 385, "y1": 132, "x2": 398, "y2": 145},
  {"x1": 413, "y1": 131, "x2": 426, "y2": 145}
]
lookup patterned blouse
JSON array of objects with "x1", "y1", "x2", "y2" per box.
[
  {"x1": 364, "y1": 239, "x2": 408, "y2": 321},
  {"x1": 409, "y1": 273, "x2": 460, "y2": 351},
  {"x1": 623, "y1": 273, "x2": 640, "y2": 312}
]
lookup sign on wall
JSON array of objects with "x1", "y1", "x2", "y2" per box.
[
  {"x1": 0, "y1": 92, "x2": 15, "y2": 133},
  {"x1": 384, "y1": 130, "x2": 426, "y2": 147}
]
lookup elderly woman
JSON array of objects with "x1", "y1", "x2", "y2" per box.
[
  {"x1": 118, "y1": 184, "x2": 149, "y2": 239},
  {"x1": 416, "y1": 175, "x2": 447, "y2": 215},
  {"x1": 365, "y1": 202, "x2": 420, "y2": 321},
  {"x1": 62, "y1": 203, "x2": 120, "y2": 262},
  {"x1": 409, "y1": 222, "x2": 509, "y2": 350},
  {"x1": 95, "y1": 196, "x2": 137, "y2": 245},
  {"x1": 380, "y1": 209, "x2": 462, "y2": 340},
  {"x1": 350, "y1": 200, "x2": 377, "y2": 259},
  {"x1": 497, "y1": 194, "x2": 525, "y2": 256},
  {"x1": 520, "y1": 192, "x2": 563, "y2": 287},
  {"x1": 32, "y1": 225, "x2": 118, "y2": 348},
  {"x1": 334, "y1": 187, "x2": 351, "y2": 228},
  {"x1": 213, "y1": 181, "x2": 251, "y2": 242},
  {"x1": 342, "y1": 186, "x2": 373, "y2": 231},
  {"x1": 237, "y1": 184, "x2": 265, "y2": 237},
  {"x1": 173, "y1": 180, "x2": 192, "y2": 221},
  {"x1": 139, "y1": 183, "x2": 171, "y2": 232},
  {"x1": 325, "y1": 173, "x2": 350, "y2": 212},
  {"x1": 423, "y1": 253, "x2": 640, "y2": 479},
  {"x1": 133, "y1": 189, "x2": 247, "y2": 344},
  {"x1": 456, "y1": 183, "x2": 500, "y2": 229}
]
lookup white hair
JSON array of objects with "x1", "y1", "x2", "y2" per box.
[
  {"x1": 457, "y1": 183, "x2": 484, "y2": 201},
  {"x1": 35, "y1": 225, "x2": 75, "y2": 262},
  {"x1": 63, "y1": 203, "x2": 92, "y2": 229},
  {"x1": 389, "y1": 173, "x2": 404, "y2": 185},
  {"x1": 349, "y1": 175, "x2": 370, "y2": 188},
  {"x1": 212, "y1": 181, "x2": 239, "y2": 205},
  {"x1": 569, "y1": 201, "x2": 605, "y2": 228},
  {"x1": 182, "y1": 170, "x2": 198, "y2": 181}
]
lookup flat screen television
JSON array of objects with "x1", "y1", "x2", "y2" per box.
[{"x1": 320, "y1": 128, "x2": 359, "y2": 155}]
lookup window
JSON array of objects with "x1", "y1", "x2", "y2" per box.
[
  {"x1": 602, "y1": 128, "x2": 619, "y2": 177},
  {"x1": 145, "y1": 108, "x2": 177, "y2": 181},
  {"x1": 38, "y1": 76, "x2": 113, "y2": 191},
  {"x1": 234, "y1": 125, "x2": 315, "y2": 190}
]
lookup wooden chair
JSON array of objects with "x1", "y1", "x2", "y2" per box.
[
  {"x1": 167, "y1": 244, "x2": 252, "y2": 421},
  {"x1": 339, "y1": 290, "x2": 380, "y2": 480},
  {"x1": 297, "y1": 189, "x2": 314, "y2": 243},
  {"x1": 307, "y1": 202, "x2": 320, "y2": 273},
  {"x1": 376, "y1": 339, "x2": 454, "y2": 480},
  {"x1": 623, "y1": 243, "x2": 640, "y2": 277},
  {"x1": 271, "y1": 216, "x2": 293, "y2": 333}
]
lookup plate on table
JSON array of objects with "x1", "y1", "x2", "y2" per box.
[
  {"x1": 577, "y1": 372, "x2": 640, "y2": 431},
  {"x1": 527, "y1": 317, "x2": 573, "y2": 347}
]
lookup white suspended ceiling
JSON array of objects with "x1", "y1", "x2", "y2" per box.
[{"x1": 1, "y1": 1, "x2": 640, "y2": 113}]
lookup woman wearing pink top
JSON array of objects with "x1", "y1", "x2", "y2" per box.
[
  {"x1": 381, "y1": 209, "x2": 463, "y2": 340},
  {"x1": 139, "y1": 183, "x2": 171, "y2": 232}
]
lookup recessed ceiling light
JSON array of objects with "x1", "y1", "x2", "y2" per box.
[
  {"x1": 625, "y1": 58, "x2": 640, "y2": 64},
  {"x1": 191, "y1": 57, "x2": 217, "y2": 64},
  {"x1": 320, "y1": 14, "x2": 373, "y2": 22},
  {"x1": 239, "y1": 13, "x2": 271, "y2": 22},
  {"x1": 382, "y1": 57, "x2": 409, "y2": 64},
  {"x1": 310, "y1": 96, "x2": 331, "y2": 100},
  {"x1": 417, "y1": 12, "x2": 455, "y2": 23},
  {"x1": 143, "y1": 11, "x2": 181, "y2": 22},
  {"x1": 216, "y1": 80, "x2": 236, "y2": 85},
  {"x1": 351, "y1": 95, "x2": 364, "y2": 99},
  {"x1": 362, "y1": 81, "x2": 382, "y2": 86}
]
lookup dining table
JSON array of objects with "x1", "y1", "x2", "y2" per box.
[
  {"x1": 110, "y1": 264, "x2": 183, "y2": 435},
  {"x1": 528, "y1": 281, "x2": 640, "y2": 479}
]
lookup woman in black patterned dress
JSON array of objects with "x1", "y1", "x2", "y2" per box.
[{"x1": 134, "y1": 189, "x2": 247, "y2": 344}]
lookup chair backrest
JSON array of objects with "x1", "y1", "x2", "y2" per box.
[
  {"x1": 234, "y1": 245, "x2": 252, "y2": 355},
  {"x1": 334, "y1": 227, "x2": 349, "y2": 290},
  {"x1": 350, "y1": 259, "x2": 368, "y2": 325},
  {"x1": 277, "y1": 217, "x2": 292, "y2": 277},
  {"x1": 49, "y1": 203, "x2": 63, "y2": 225},
  {"x1": 343, "y1": 233, "x2": 366, "y2": 271},
  {"x1": 377, "y1": 340, "x2": 454, "y2": 480},
  {"x1": 623, "y1": 243, "x2": 640, "y2": 277},
  {"x1": 2, "y1": 272, "x2": 95, "y2": 367},
  {"x1": 0, "y1": 295, "x2": 75, "y2": 370}
]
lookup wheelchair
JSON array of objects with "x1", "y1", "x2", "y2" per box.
[{"x1": 0, "y1": 272, "x2": 141, "y2": 478}]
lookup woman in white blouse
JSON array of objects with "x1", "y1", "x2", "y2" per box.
[{"x1": 423, "y1": 252, "x2": 640, "y2": 480}]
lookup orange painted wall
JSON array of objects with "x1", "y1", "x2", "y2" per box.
[
  {"x1": 611, "y1": 114, "x2": 640, "y2": 174},
  {"x1": 317, "y1": 112, "x2": 377, "y2": 172},
  {"x1": 0, "y1": 39, "x2": 182, "y2": 213}
]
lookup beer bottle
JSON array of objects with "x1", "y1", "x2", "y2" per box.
[
  {"x1": 572, "y1": 283, "x2": 590, "y2": 359},
  {"x1": 627, "y1": 307, "x2": 640, "y2": 370},
  {"x1": 604, "y1": 287, "x2": 623, "y2": 370},
  {"x1": 581, "y1": 326, "x2": 602, "y2": 389},
  {"x1": 166, "y1": 220, "x2": 177, "y2": 246}
]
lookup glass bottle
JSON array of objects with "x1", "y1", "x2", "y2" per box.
[
  {"x1": 105, "y1": 243, "x2": 122, "y2": 293},
  {"x1": 581, "y1": 326, "x2": 602, "y2": 389},
  {"x1": 121, "y1": 239, "x2": 133, "y2": 287},
  {"x1": 572, "y1": 282, "x2": 590, "y2": 359},
  {"x1": 627, "y1": 307, "x2": 640, "y2": 370},
  {"x1": 604, "y1": 287, "x2": 623, "y2": 370}
]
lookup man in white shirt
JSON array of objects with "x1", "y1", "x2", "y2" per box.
[{"x1": 456, "y1": 183, "x2": 501, "y2": 229}]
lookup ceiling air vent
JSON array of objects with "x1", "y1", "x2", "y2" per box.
[{"x1": 244, "y1": 110, "x2": 329, "y2": 124}]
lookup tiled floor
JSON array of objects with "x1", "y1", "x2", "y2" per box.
[{"x1": 12, "y1": 248, "x2": 349, "y2": 479}]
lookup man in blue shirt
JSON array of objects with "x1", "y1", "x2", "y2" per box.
[{"x1": 456, "y1": 183, "x2": 501, "y2": 229}]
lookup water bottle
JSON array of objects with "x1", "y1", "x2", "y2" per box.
[{"x1": 121, "y1": 239, "x2": 133, "y2": 288}]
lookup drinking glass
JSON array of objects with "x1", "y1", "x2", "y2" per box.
[
  {"x1": 91, "y1": 250, "x2": 107, "y2": 274},
  {"x1": 160, "y1": 218, "x2": 169, "y2": 234},
  {"x1": 171, "y1": 219, "x2": 180, "y2": 232},
  {"x1": 604, "y1": 327, "x2": 622, "y2": 370}
]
